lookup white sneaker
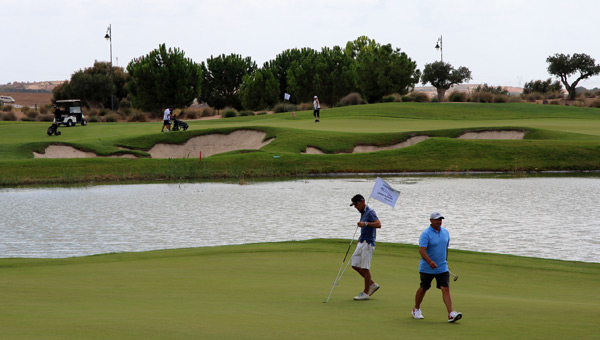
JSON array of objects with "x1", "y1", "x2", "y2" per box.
[
  {"x1": 368, "y1": 283, "x2": 380, "y2": 296},
  {"x1": 448, "y1": 311, "x2": 462, "y2": 323},
  {"x1": 353, "y1": 292, "x2": 370, "y2": 300},
  {"x1": 412, "y1": 308, "x2": 424, "y2": 319}
]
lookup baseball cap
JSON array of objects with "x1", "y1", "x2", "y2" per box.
[
  {"x1": 430, "y1": 212, "x2": 445, "y2": 220},
  {"x1": 350, "y1": 194, "x2": 365, "y2": 206},
  {"x1": 314, "y1": 95, "x2": 318, "y2": 99}
]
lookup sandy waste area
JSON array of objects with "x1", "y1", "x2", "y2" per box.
[{"x1": 33, "y1": 130, "x2": 525, "y2": 159}]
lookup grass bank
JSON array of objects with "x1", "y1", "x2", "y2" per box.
[
  {"x1": 1, "y1": 102, "x2": 600, "y2": 186},
  {"x1": 1, "y1": 240, "x2": 598, "y2": 340}
]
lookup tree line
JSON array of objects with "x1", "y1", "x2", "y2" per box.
[{"x1": 53, "y1": 36, "x2": 600, "y2": 113}]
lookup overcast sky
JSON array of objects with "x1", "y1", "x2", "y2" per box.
[{"x1": 3, "y1": 0, "x2": 600, "y2": 88}]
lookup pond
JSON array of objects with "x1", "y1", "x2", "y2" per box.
[{"x1": 1, "y1": 176, "x2": 598, "y2": 262}]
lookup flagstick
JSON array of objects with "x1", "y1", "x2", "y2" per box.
[{"x1": 324, "y1": 197, "x2": 371, "y2": 303}]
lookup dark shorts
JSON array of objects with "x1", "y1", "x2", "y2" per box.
[
  {"x1": 419, "y1": 272, "x2": 450, "y2": 290},
  {"x1": 163, "y1": 120, "x2": 171, "y2": 125}
]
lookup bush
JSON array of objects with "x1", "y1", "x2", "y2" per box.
[
  {"x1": 128, "y1": 113, "x2": 148, "y2": 122},
  {"x1": 26, "y1": 110, "x2": 39, "y2": 119},
  {"x1": 588, "y1": 99, "x2": 600, "y2": 108},
  {"x1": 2, "y1": 105, "x2": 13, "y2": 112},
  {"x1": 339, "y1": 92, "x2": 365, "y2": 106},
  {"x1": 298, "y1": 102, "x2": 313, "y2": 111},
  {"x1": 273, "y1": 103, "x2": 298, "y2": 113},
  {"x1": 223, "y1": 108, "x2": 238, "y2": 118},
  {"x1": 401, "y1": 95, "x2": 411, "y2": 102},
  {"x1": 471, "y1": 91, "x2": 494, "y2": 103},
  {"x1": 39, "y1": 105, "x2": 48, "y2": 114},
  {"x1": 21, "y1": 106, "x2": 30, "y2": 114},
  {"x1": 88, "y1": 115, "x2": 101, "y2": 123},
  {"x1": 201, "y1": 107, "x2": 215, "y2": 117},
  {"x1": 38, "y1": 114, "x2": 54, "y2": 122},
  {"x1": 2, "y1": 112, "x2": 17, "y2": 121},
  {"x1": 407, "y1": 92, "x2": 430, "y2": 102},
  {"x1": 239, "y1": 110, "x2": 254, "y2": 116},
  {"x1": 493, "y1": 94, "x2": 509, "y2": 103},
  {"x1": 104, "y1": 114, "x2": 119, "y2": 122},
  {"x1": 448, "y1": 91, "x2": 467, "y2": 102},
  {"x1": 382, "y1": 95, "x2": 395, "y2": 103}
]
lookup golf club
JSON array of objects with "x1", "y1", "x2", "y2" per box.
[{"x1": 449, "y1": 270, "x2": 458, "y2": 281}]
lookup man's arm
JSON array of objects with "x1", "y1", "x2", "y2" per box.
[
  {"x1": 419, "y1": 246, "x2": 437, "y2": 269},
  {"x1": 359, "y1": 219, "x2": 381, "y2": 228}
]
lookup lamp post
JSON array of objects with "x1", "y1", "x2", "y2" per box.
[
  {"x1": 435, "y1": 35, "x2": 443, "y2": 62},
  {"x1": 104, "y1": 24, "x2": 114, "y2": 111}
]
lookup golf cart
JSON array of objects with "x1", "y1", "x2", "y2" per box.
[{"x1": 53, "y1": 99, "x2": 87, "y2": 127}]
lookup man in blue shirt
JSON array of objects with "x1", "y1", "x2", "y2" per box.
[
  {"x1": 412, "y1": 212, "x2": 462, "y2": 323},
  {"x1": 350, "y1": 194, "x2": 382, "y2": 300}
]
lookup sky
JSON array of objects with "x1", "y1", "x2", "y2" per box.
[{"x1": 3, "y1": 0, "x2": 600, "y2": 89}]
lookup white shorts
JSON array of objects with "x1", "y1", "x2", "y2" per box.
[{"x1": 351, "y1": 241, "x2": 375, "y2": 269}]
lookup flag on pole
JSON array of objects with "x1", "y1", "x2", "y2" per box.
[
  {"x1": 284, "y1": 93, "x2": 291, "y2": 101},
  {"x1": 369, "y1": 177, "x2": 400, "y2": 208}
]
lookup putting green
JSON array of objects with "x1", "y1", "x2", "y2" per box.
[{"x1": 1, "y1": 240, "x2": 598, "y2": 339}]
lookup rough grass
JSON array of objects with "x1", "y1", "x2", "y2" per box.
[{"x1": 0, "y1": 240, "x2": 598, "y2": 340}]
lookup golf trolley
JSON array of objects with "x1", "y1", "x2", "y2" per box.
[
  {"x1": 46, "y1": 123, "x2": 61, "y2": 136},
  {"x1": 171, "y1": 115, "x2": 189, "y2": 131}
]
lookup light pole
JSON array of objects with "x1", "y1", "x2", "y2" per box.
[
  {"x1": 435, "y1": 35, "x2": 443, "y2": 62},
  {"x1": 104, "y1": 24, "x2": 114, "y2": 111}
]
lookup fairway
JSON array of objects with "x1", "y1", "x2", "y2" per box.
[
  {"x1": 1, "y1": 240, "x2": 598, "y2": 340},
  {"x1": 1, "y1": 102, "x2": 600, "y2": 184}
]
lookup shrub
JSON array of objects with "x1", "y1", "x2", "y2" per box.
[
  {"x1": 493, "y1": 94, "x2": 509, "y2": 103},
  {"x1": 38, "y1": 114, "x2": 54, "y2": 122},
  {"x1": 26, "y1": 110, "x2": 39, "y2": 119},
  {"x1": 2, "y1": 112, "x2": 17, "y2": 121},
  {"x1": 88, "y1": 115, "x2": 101, "y2": 123},
  {"x1": 21, "y1": 106, "x2": 30, "y2": 114},
  {"x1": 239, "y1": 110, "x2": 254, "y2": 116},
  {"x1": 201, "y1": 107, "x2": 215, "y2": 117},
  {"x1": 298, "y1": 102, "x2": 312, "y2": 111},
  {"x1": 382, "y1": 95, "x2": 395, "y2": 103},
  {"x1": 223, "y1": 108, "x2": 238, "y2": 118},
  {"x1": 401, "y1": 95, "x2": 411, "y2": 102},
  {"x1": 407, "y1": 92, "x2": 429, "y2": 102},
  {"x1": 339, "y1": 92, "x2": 365, "y2": 106},
  {"x1": 588, "y1": 99, "x2": 600, "y2": 108},
  {"x1": 2, "y1": 105, "x2": 13, "y2": 112},
  {"x1": 104, "y1": 114, "x2": 119, "y2": 122},
  {"x1": 39, "y1": 106, "x2": 48, "y2": 114},
  {"x1": 448, "y1": 91, "x2": 467, "y2": 102},
  {"x1": 184, "y1": 109, "x2": 199, "y2": 119},
  {"x1": 471, "y1": 91, "x2": 493, "y2": 103},
  {"x1": 128, "y1": 113, "x2": 148, "y2": 122},
  {"x1": 273, "y1": 103, "x2": 298, "y2": 113}
]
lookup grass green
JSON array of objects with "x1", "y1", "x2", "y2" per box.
[
  {"x1": 1, "y1": 240, "x2": 598, "y2": 340},
  {"x1": 1, "y1": 102, "x2": 600, "y2": 185}
]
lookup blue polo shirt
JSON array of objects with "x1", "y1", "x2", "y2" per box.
[
  {"x1": 359, "y1": 206, "x2": 379, "y2": 246},
  {"x1": 418, "y1": 225, "x2": 450, "y2": 274}
]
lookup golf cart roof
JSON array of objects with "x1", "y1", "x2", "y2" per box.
[{"x1": 56, "y1": 99, "x2": 81, "y2": 104}]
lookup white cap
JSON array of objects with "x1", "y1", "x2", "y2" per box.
[
  {"x1": 314, "y1": 95, "x2": 318, "y2": 99},
  {"x1": 430, "y1": 212, "x2": 444, "y2": 220}
]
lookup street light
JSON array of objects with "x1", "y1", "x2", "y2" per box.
[
  {"x1": 435, "y1": 35, "x2": 443, "y2": 62},
  {"x1": 104, "y1": 24, "x2": 114, "y2": 111}
]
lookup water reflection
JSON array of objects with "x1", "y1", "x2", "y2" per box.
[{"x1": 1, "y1": 177, "x2": 599, "y2": 262}]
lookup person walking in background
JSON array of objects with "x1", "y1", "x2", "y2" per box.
[
  {"x1": 313, "y1": 95, "x2": 320, "y2": 122},
  {"x1": 412, "y1": 212, "x2": 462, "y2": 323},
  {"x1": 350, "y1": 194, "x2": 382, "y2": 300},
  {"x1": 162, "y1": 105, "x2": 173, "y2": 132}
]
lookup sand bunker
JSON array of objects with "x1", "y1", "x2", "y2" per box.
[
  {"x1": 147, "y1": 130, "x2": 273, "y2": 158},
  {"x1": 458, "y1": 130, "x2": 526, "y2": 139},
  {"x1": 303, "y1": 130, "x2": 525, "y2": 154},
  {"x1": 33, "y1": 145, "x2": 136, "y2": 159}
]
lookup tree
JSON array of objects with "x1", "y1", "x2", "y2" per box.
[
  {"x1": 240, "y1": 68, "x2": 279, "y2": 110},
  {"x1": 285, "y1": 48, "x2": 320, "y2": 104},
  {"x1": 522, "y1": 78, "x2": 563, "y2": 94},
  {"x1": 200, "y1": 54, "x2": 257, "y2": 111},
  {"x1": 263, "y1": 49, "x2": 304, "y2": 103},
  {"x1": 52, "y1": 61, "x2": 130, "y2": 109},
  {"x1": 346, "y1": 36, "x2": 420, "y2": 102},
  {"x1": 313, "y1": 46, "x2": 357, "y2": 106},
  {"x1": 546, "y1": 53, "x2": 600, "y2": 100},
  {"x1": 127, "y1": 44, "x2": 202, "y2": 113},
  {"x1": 421, "y1": 61, "x2": 472, "y2": 101}
]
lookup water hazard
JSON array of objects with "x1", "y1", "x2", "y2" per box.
[{"x1": 1, "y1": 177, "x2": 599, "y2": 262}]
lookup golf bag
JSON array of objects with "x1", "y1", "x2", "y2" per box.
[
  {"x1": 172, "y1": 116, "x2": 189, "y2": 131},
  {"x1": 47, "y1": 123, "x2": 61, "y2": 136}
]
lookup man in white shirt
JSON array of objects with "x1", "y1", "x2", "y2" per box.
[{"x1": 162, "y1": 106, "x2": 173, "y2": 132}]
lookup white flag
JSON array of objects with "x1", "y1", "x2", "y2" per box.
[
  {"x1": 284, "y1": 93, "x2": 291, "y2": 101},
  {"x1": 370, "y1": 177, "x2": 400, "y2": 208}
]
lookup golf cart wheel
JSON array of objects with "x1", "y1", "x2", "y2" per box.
[
  {"x1": 81, "y1": 119, "x2": 87, "y2": 126},
  {"x1": 55, "y1": 131, "x2": 61, "y2": 136},
  {"x1": 47, "y1": 128, "x2": 53, "y2": 136},
  {"x1": 67, "y1": 120, "x2": 74, "y2": 127},
  {"x1": 183, "y1": 126, "x2": 188, "y2": 131}
]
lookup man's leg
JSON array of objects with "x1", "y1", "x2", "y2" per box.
[
  {"x1": 352, "y1": 266, "x2": 373, "y2": 294},
  {"x1": 414, "y1": 287, "x2": 427, "y2": 309},
  {"x1": 441, "y1": 286, "x2": 453, "y2": 314}
]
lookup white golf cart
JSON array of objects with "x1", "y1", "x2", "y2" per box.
[{"x1": 53, "y1": 99, "x2": 87, "y2": 127}]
